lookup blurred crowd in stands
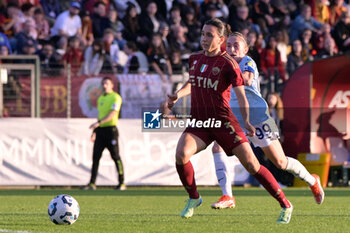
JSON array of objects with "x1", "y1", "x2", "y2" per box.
[{"x1": 0, "y1": 0, "x2": 349, "y2": 94}]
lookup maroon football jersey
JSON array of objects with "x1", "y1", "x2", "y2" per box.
[{"x1": 188, "y1": 51, "x2": 244, "y2": 120}]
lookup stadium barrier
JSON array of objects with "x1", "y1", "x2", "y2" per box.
[{"x1": 0, "y1": 118, "x2": 251, "y2": 186}]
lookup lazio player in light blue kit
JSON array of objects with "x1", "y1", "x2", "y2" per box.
[{"x1": 210, "y1": 32, "x2": 324, "y2": 223}]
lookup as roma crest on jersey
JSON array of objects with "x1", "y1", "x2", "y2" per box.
[{"x1": 212, "y1": 67, "x2": 220, "y2": 75}]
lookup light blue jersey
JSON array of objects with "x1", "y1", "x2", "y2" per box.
[{"x1": 230, "y1": 56, "x2": 270, "y2": 126}]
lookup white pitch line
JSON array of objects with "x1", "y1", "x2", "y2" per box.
[{"x1": 0, "y1": 229, "x2": 37, "y2": 233}]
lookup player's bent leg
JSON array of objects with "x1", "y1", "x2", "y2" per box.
[
  {"x1": 260, "y1": 140, "x2": 288, "y2": 170},
  {"x1": 233, "y1": 142, "x2": 291, "y2": 210},
  {"x1": 262, "y1": 140, "x2": 324, "y2": 204},
  {"x1": 175, "y1": 133, "x2": 207, "y2": 165},
  {"x1": 232, "y1": 142, "x2": 260, "y2": 174},
  {"x1": 176, "y1": 133, "x2": 207, "y2": 218}
]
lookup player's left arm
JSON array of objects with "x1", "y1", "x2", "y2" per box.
[{"x1": 233, "y1": 85, "x2": 255, "y2": 137}]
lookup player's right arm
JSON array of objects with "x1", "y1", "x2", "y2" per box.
[
  {"x1": 233, "y1": 85, "x2": 255, "y2": 137},
  {"x1": 242, "y1": 58, "x2": 257, "y2": 86},
  {"x1": 167, "y1": 81, "x2": 191, "y2": 109},
  {"x1": 242, "y1": 71, "x2": 254, "y2": 86}
]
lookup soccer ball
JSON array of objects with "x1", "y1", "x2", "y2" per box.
[{"x1": 48, "y1": 194, "x2": 80, "y2": 225}]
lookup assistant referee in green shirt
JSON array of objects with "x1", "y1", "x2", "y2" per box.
[{"x1": 83, "y1": 77, "x2": 126, "y2": 190}]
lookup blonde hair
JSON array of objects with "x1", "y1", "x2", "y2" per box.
[{"x1": 228, "y1": 31, "x2": 248, "y2": 48}]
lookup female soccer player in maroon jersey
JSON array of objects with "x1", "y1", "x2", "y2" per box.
[{"x1": 167, "y1": 18, "x2": 293, "y2": 223}]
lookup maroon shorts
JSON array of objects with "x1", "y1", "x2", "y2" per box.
[{"x1": 183, "y1": 117, "x2": 248, "y2": 156}]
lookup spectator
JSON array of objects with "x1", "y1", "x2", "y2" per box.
[
  {"x1": 112, "y1": 0, "x2": 141, "y2": 19},
  {"x1": 311, "y1": 0, "x2": 331, "y2": 24},
  {"x1": 34, "y1": 7, "x2": 50, "y2": 42},
  {"x1": 123, "y1": 41, "x2": 149, "y2": 74},
  {"x1": 15, "y1": 19, "x2": 38, "y2": 54},
  {"x1": 316, "y1": 36, "x2": 338, "y2": 59},
  {"x1": 109, "y1": 9, "x2": 126, "y2": 50},
  {"x1": 83, "y1": 39, "x2": 106, "y2": 75},
  {"x1": 270, "y1": 0, "x2": 297, "y2": 20},
  {"x1": 169, "y1": 49, "x2": 186, "y2": 75},
  {"x1": 158, "y1": 22, "x2": 171, "y2": 53},
  {"x1": 15, "y1": 3, "x2": 36, "y2": 36},
  {"x1": 16, "y1": 0, "x2": 41, "y2": 7},
  {"x1": 267, "y1": 92, "x2": 284, "y2": 129},
  {"x1": 50, "y1": 1, "x2": 82, "y2": 42},
  {"x1": 38, "y1": 42, "x2": 62, "y2": 76},
  {"x1": 109, "y1": 8, "x2": 124, "y2": 36},
  {"x1": 121, "y1": 4, "x2": 141, "y2": 43},
  {"x1": 275, "y1": 28, "x2": 289, "y2": 66},
  {"x1": 287, "y1": 39, "x2": 304, "y2": 75},
  {"x1": 260, "y1": 35, "x2": 287, "y2": 93},
  {"x1": 333, "y1": 11, "x2": 350, "y2": 52},
  {"x1": 0, "y1": 44, "x2": 9, "y2": 55},
  {"x1": 183, "y1": 7, "x2": 201, "y2": 51},
  {"x1": 252, "y1": 0, "x2": 275, "y2": 36},
  {"x1": 40, "y1": 0, "x2": 61, "y2": 23},
  {"x1": 329, "y1": 0, "x2": 348, "y2": 26},
  {"x1": 200, "y1": 0, "x2": 229, "y2": 20},
  {"x1": 102, "y1": 28, "x2": 126, "y2": 72},
  {"x1": 200, "y1": 3, "x2": 220, "y2": 27},
  {"x1": 0, "y1": 0, "x2": 6, "y2": 15},
  {"x1": 168, "y1": 5, "x2": 187, "y2": 31},
  {"x1": 22, "y1": 40, "x2": 36, "y2": 55},
  {"x1": 91, "y1": 1, "x2": 111, "y2": 39},
  {"x1": 169, "y1": 24, "x2": 193, "y2": 59},
  {"x1": 138, "y1": 1, "x2": 166, "y2": 41},
  {"x1": 314, "y1": 23, "x2": 332, "y2": 52},
  {"x1": 63, "y1": 36, "x2": 84, "y2": 76},
  {"x1": 0, "y1": 32, "x2": 12, "y2": 53},
  {"x1": 80, "y1": 10, "x2": 94, "y2": 47},
  {"x1": 172, "y1": 0, "x2": 200, "y2": 20},
  {"x1": 147, "y1": 32, "x2": 172, "y2": 82},
  {"x1": 230, "y1": 5, "x2": 255, "y2": 36},
  {"x1": 55, "y1": 36, "x2": 68, "y2": 61},
  {"x1": 247, "y1": 30, "x2": 261, "y2": 70},
  {"x1": 289, "y1": 4, "x2": 323, "y2": 42},
  {"x1": 300, "y1": 28, "x2": 315, "y2": 62},
  {"x1": 0, "y1": 2, "x2": 21, "y2": 38}
]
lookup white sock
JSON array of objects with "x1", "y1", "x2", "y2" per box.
[
  {"x1": 213, "y1": 152, "x2": 232, "y2": 197},
  {"x1": 285, "y1": 157, "x2": 316, "y2": 186}
]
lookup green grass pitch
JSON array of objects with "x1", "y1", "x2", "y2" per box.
[{"x1": 0, "y1": 187, "x2": 349, "y2": 233}]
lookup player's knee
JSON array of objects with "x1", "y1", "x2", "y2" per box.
[
  {"x1": 175, "y1": 149, "x2": 192, "y2": 164},
  {"x1": 243, "y1": 159, "x2": 260, "y2": 174},
  {"x1": 274, "y1": 158, "x2": 287, "y2": 170}
]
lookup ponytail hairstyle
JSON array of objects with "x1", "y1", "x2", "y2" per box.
[{"x1": 204, "y1": 18, "x2": 231, "y2": 37}]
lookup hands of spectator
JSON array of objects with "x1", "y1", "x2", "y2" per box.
[
  {"x1": 344, "y1": 37, "x2": 350, "y2": 47},
  {"x1": 167, "y1": 93, "x2": 178, "y2": 109},
  {"x1": 265, "y1": 15, "x2": 274, "y2": 25}
]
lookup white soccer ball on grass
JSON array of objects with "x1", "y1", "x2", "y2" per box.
[{"x1": 48, "y1": 194, "x2": 80, "y2": 225}]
